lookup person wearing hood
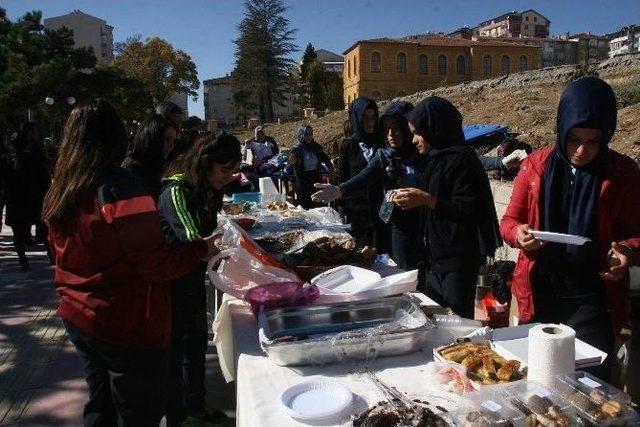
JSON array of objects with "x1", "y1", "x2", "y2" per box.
[
  {"x1": 392, "y1": 96, "x2": 502, "y2": 318},
  {"x1": 501, "y1": 77, "x2": 640, "y2": 380},
  {"x1": 122, "y1": 115, "x2": 177, "y2": 200},
  {"x1": 312, "y1": 101, "x2": 425, "y2": 270},
  {"x1": 337, "y1": 96, "x2": 388, "y2": 251},
  {"x1": 288, "y1": 123, "x2": 332, "y2": 209}
]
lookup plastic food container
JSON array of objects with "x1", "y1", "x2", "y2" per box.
[
  {"x1": 503, "y1": 381, "x2": 577, "y2": 426},
  {"x1": 554, "y1": 371, "x2": 639, "y2": 426},
  {"x1": 450, "y1": 391, "x2": 527, "y2": 426},
  {"x1": 433, "y1": 341, "x2": 525, "y2": 390}
]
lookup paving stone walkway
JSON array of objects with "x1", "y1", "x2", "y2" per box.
[{"x1": 0, "y1": 224, "x2": 235, "y2": 426}]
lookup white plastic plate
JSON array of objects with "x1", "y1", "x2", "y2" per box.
[
  {"x1": 280, "y1": 380, "x2": 353, "y2": 422},
  {"x1": 311, "y1": 265, "x2": 381, "y2": 294},
  {"x1": 529, "y1": 230, "x2": 591, "y2": 246}
]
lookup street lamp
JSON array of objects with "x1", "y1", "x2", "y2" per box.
[{"x1": 44, "y1": 95, "x2": 77, "y2": 139}]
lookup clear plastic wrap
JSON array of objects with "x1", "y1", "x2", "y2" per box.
[
  {"x1": 553, "y1": 371, "x2": 639, "y2": 426},
  {"x1": 451, "y1": 391, "x2": 527, "y2": 426},
  {"x1": 503, "y1": 381, "x2": 577, "y2": 426},
  {"x1": 258, "y1": 295, "x2": 434, "y2": 366}
]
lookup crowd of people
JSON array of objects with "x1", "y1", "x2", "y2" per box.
[{"x1": 0, "y1": 75, "x2": 638, "y2": 425}]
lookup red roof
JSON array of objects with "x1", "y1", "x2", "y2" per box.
[
  {"x1": 343, "y1": 36, "x2": 538, "y2": 54},
  {"x1": 568, "y1": 33, "x2": 608, "y2": 40}
]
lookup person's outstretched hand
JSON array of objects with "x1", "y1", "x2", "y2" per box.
[{"x1": 311, "y1": 183, "x2": 342, "y2": 202}]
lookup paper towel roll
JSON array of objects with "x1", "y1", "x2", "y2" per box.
[
  {"x1": 259, "y1": 177, "x2": 278, "y2": 195},
  {"x1": 527, "y1": 323, "x2": 575, "y2": 388}
]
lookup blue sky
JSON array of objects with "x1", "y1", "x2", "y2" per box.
[{"x1": 4, "y1": 0, "x2": 639, "y2": 118}]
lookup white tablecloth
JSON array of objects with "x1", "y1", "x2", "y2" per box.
[{"x1": 213, "y1": 293, "x2": 463, "y2": 427}]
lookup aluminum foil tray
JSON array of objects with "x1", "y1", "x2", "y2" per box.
[{"x1": 258, "y1": 295, "x2": 434, "y2": 366}]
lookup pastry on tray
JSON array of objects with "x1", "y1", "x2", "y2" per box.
[{"x1": 438, "y1": 342, "x2": 523, "y2": 385}]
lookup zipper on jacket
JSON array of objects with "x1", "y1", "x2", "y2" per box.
[{"x1": 146, "y1": 285, "x2": 151, "y2": 319}]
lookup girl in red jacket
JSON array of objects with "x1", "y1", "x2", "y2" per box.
[
  {"x1": 42, "y1": 100, "x2": 219, "y2": 426},
  {"x1": 500, "y1": 77, "x2": 640, "y2": 380}
]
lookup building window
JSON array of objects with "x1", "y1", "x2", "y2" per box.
[
  {"x1": 371, "y1": 91, "x2": 382, "y2": 101},
  {"x1": 371, "y1": 52, "x2": 381, "y2": 73},
  {"x1": 396, "y1": 52, "x2": 407, "y2": 73},
  {"x1": 524, "y1": 24, "x2": 529, "y2": 30},
  {"x1": 534, "y1": 17, "x2": 537, "y2": 22},
  {"x1": 437, "y1": 55, "x2": 447, "y2": 75},
  {"x1": 347, "y1": 59, "x2": 351, "y2": 78},
  {"x1": 501, "y1": 55, "x2": 510, "y2": 74},
  {"x1": 525, "y1": 16, "x2": 529, "y2": 21},
  {"x1": 351, "y1": 60, "x2": 354, "y2": 77},
  {"x1": 483, "y1": 55, "x2": 492, "y2": 76},
  {"x1": 354, "y1": 58, "x2": 358, "y2": 76},
  {"x1": 456, "y1": 55, "x2": 466, "y2": 75},
  {"x1": 518, "y1": 55, "x2": 528, "y2": 72},
  {"x1": 418, "y1": 54, "x2": 428, "y2": 74}
]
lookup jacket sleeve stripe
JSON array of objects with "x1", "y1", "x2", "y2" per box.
[
  {"x1": 171, "y1": 186, "x2": 200, "y2": 241},
  {"x1": 101, "y1": 195, "x2": 156, "y2": 224},
  {"x1": 176, "y1": 187, "x2": 200, "y2": 240}
]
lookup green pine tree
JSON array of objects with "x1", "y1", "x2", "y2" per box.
[{"x1": 232, "y1": 0, "x2": 298, "y2": 123}]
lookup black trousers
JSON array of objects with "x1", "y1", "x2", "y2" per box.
[
  {"x1": 390, "y1": 225, "x2": 423, "y2": 271},
  {"x1": 166, "y1": 278, "x2": 208, "y2": 426},
  {"x1": 533, "y1": 293, "x2": 615, "y2": 381},
  {"x1": 423, "y1": 263, "x2": 480, "y2": 319},
  {"x1": 295, "y1": 171, "x2": 321, "y2": 210},
  {"x1": 64, "y1": 321, "x2": 169, "y2": 427},
  {"x1": 346, "y1": 210, "x2": 391, "y2": 254},
  {"x1": 10, "y1": 221, "x2": 31, "y2": 259}
]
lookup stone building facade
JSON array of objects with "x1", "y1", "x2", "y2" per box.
[
  {"x1": 475, "y1": 9, "x2": 550, "y2": 39},
  {"x1": 343, "y1": 37, "x2": 539, "y2": 105},
  {"x1": 475, "y1": 36, "x2": 577, "y2": 68}
]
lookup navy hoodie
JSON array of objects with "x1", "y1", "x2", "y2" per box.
[
  {"x1": 337, "y1": 97, "x2": 385, "y2": 219},
  {"x1": 408, "y1": 97, "x2": 502, "y2": 270}
]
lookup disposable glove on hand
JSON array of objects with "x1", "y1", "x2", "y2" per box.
[
  {"x1": 311, "y1": 183, "x2": 342, "y2": 202},
  {"x1": 502, "y1": 149, "x2": 528, "y2": 170}
]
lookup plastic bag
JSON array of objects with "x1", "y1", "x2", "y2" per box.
[
  {"x1": 208, "y1": 217, "x2": 300, "y2": 299},
  {"x1": 245, "y1": 282, "x2": 319, "y2": 314},
  {"x1": 425, "y1": 361, "x2": 475, "y2": 395}
]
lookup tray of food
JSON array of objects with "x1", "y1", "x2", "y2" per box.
[
  {"x1": 258, "y1": 295, "x2": 434, "y2": 366},
  {"x1": 449, "y1": 392, "x2": 526, "y2": 427},
  {"x1": 222, "y1": 201, "x2": 249, "y2": 216},
  {"x1": 553, "y1": 371, "x2": 639, "y2": 426},
  {"x1": 352, "y1": 400, "x2": 449, "y2": 426},
  {"x1": 503, "y1": 381, "x2": 576, "y2": 426},
  {"x1": 284, "y1": 237, "x2": 377, "y2": 281},
  {"x1": 434, "y1": 342, "x2": 525, "y2": 387},
  {"x1": 254, "y1": 230, "x2": 304, "y2": 254}
]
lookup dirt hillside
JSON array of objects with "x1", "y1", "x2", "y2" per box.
[{"x1": 238, "y1": 53, "x2": 640, "y2": 160}]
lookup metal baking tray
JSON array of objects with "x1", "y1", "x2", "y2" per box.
[{"x1": 258, "y1": 295, "x2": 434, "y2": 366}]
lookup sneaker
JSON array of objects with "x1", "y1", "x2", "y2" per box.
[{"x1": 180, "y1": 409, "x2": 231, "y2": 426}]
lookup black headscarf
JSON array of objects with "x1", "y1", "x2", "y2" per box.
[
  {"x1": 406, "y1": 96, "x2": 466, "y2": 153},
  {"x1": 349, "y1": 96, "x2": 384, "y2": 148},
  {"x1": 542, "y1": 77, "x2": 617, "y2": 261},
  {"x1": 379, "y1": 100, "x2": 417, "y2": 159},
  {"x1": 409, "y1": 96, "x2": 502, "y2": 258}
]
